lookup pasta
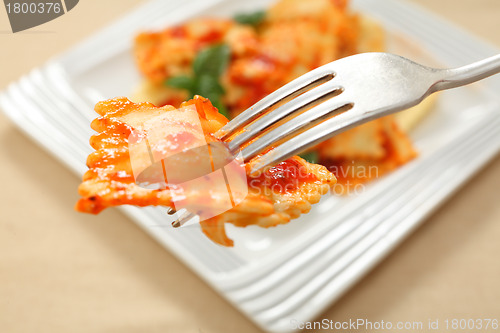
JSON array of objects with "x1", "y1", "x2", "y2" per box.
[{"x1": 76, "y1": 96, "x2": 336, "y2": 246}]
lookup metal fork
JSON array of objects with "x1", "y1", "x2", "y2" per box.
[{"x1": 171, "y1": 52, "x2": 500, "y2": 227}]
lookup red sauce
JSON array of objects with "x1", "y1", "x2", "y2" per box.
[
  {"x1": 108, "y1": 170, "x2": 135, "y2": 182},
  {"x1": 249, "y1": 158, "x2": 318, "y2": 193},
  {"x1": 163, "y1": 131, "x2": 197, "y2": 153},
  {"x1": 198, "y1": 29, "x2": 224, "y2": 44},
  {"x1": 170, "y1": 26, "x2": 187, "y2": 39}
]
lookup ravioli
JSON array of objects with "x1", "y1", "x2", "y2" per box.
[
  {"x1": 76, "y1": 96, "x2": 336, "y2": 246},
  {"x1": 318, "y1": 116, "x2": 417, "y2": 193}
]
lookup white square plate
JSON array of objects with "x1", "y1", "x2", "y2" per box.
[{"x1": 2, "y1": 0, "x2": 500, "y2": 332}]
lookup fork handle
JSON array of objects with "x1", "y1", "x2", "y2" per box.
[{"x1": 433, "y1": 54, "x2": 500, "y2": 91}]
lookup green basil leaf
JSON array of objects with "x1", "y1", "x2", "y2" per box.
[
  {"x1": 194, "y1": 75, "x2": 230, "y2": 118},
  {"x1": 165, "y1": 75, "x2": 196, "y2": 93},
  {"x1": 234, "y1": 10, "x2": 266, "y2": 27},
  {"x1": 193, "y1": 44, "x2": 231, "y2": 78},
  {"x1": 298, "y1": 151, "x2": 319, "y2": 164},
  {"x1": 196, "y1": 74, "x2": 225, "y2": 99},
  {"x1": 166, "y1": 44, "x2": 232, "y2": 119}
]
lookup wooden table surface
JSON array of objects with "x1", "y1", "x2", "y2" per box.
[{"x1": 1, "y1": 1, "x2": 499, "y2": 332}]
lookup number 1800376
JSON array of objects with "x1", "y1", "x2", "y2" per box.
[{"x1": 444, "y1": 319, "x2": 499, "y2": 330}]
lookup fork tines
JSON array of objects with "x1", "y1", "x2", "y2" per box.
[
  {"x1": 216, "y1": 66, "x2": 336, "y2": 142},
  {"x1": 216, "y1": 64, "x2": 356, "y2": 174}
]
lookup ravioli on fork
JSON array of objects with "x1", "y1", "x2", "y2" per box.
[{"x1": 76, "y1": 96, "x2": 336, "y2": 246}]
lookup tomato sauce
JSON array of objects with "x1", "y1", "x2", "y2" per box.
[{"x1": 249, "y1": 158, "x2": 317, "y2": 193}]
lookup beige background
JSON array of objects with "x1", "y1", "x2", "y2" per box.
[{"x1": 1, "y1": 1, "x2": 499, "y2": 332}]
